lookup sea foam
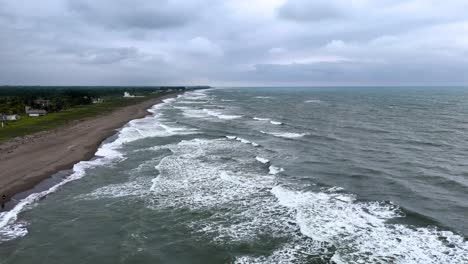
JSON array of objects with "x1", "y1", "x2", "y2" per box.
[
  {"x1": 260, "y1": 130, "x2": 308, "y2": 138},
  {"x1": 255, "y1": 156, "x2": 270, "y2": 164},
  {"x1": 147, "y1": 137, "x2": 468, "y2": 264}
]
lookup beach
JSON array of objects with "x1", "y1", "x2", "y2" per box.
[{"x1": 0, "y1": 93, "x2": 180, "y2": 204}]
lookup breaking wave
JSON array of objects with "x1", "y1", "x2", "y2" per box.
[
  {"x1": 260, "y1": 130, "x2": 308, "y2": 138},
  {"x1": 146, "y1": 137, "x2": 468, "y2": 263}
]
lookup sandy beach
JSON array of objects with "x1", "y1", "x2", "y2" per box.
[{"x1": 0, "y1": 93, "x2": 179, "y2": 204}]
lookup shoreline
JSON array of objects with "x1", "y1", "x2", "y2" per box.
[{"x1": 0, "y1": 92, "x2": 181, "y2": 206}]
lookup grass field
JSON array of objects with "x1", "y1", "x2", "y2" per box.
[{"x1": 0, "y1": 95, "x2": 155, "y2": 143}]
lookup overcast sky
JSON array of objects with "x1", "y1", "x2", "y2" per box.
[{"x1": 1, "y1": 0, "x2": 468, "y2": 86}]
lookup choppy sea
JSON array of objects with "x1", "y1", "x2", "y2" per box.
[{"x1": 1, "y1": 87, "x2": 467, "y2": 263}]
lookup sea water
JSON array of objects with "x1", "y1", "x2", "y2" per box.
[{"x1": 0, "y1": 87, "x2": 467, "y2": 263}]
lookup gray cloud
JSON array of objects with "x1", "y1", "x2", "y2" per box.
[
  {"x1": 0, "y1": 0, "x2": 467, "y2": 86},
  {"x1": 277, "y1": 0, "x2": 345, "y2": 22},
  {"x1": 68, "y1": 0, "x2": 194, "y2": 29}
]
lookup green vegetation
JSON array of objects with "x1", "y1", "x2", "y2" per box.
[
  {"x1": 0, "y1": 96, "x2": 151, "y2": 142},
  {"x1": 0, "y1": 86, "x2": 188, "y2": 114}
]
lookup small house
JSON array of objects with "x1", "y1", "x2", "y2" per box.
[
  {"x1": 123, "y1": 92, "x2": 143, "y2": 98},
  {"x1": 0, "y1": 114, "x2": 20, "y2": 121},
  {"x1": 25, "y1": 106, "x2": 48, "y2": 117},
  {"x1": 92, "y1": 98, "x2": 103, "y2": 104}
]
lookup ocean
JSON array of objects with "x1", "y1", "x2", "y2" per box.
[{"x1": 0, "y1": 87, "x2": 467, "y2": 263}]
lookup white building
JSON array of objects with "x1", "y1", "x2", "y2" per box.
[
  {"x1": 25, "y1": 106, "x2": 48, "y2": 117},
  {"x1": 123, "y1": 92, "x2": 143, "y2": 98},
  {"x1": 1, "y1": 114, "x2": 20, "y2": 121}
]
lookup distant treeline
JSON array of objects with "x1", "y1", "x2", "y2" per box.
[{"x1": 0, "y1": 86, "x2": 209, "y2": 114}]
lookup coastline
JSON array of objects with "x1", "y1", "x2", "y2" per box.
[{"x1": 0, "y1": 92, "x2": 181, "y2": 205}]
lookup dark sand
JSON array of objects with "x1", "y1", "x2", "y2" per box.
[{"x1": 0, "y1": 93, "x2": 179, "y2": 203}]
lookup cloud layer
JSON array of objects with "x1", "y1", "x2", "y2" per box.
[{"x1": 1, "y1": 0, "x2": 467, "y2": 86}]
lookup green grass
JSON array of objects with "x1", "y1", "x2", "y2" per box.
[{"x1": 0, "y1": 95, "x2": 157, "y2": 143}]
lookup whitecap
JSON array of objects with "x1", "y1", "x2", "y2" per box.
[
  {"x1": 260, "y1": 130, "x2": 308, "y2": 138},
  {"x1": 203, "y1": 109, "x2": 242, "y2": 120},
  {"x1": 268, "y1": 165, "x2": 284, "y2": 175},
  {"x1": 143, "y1": 137, "x2": 468, "y2": 263},
  {"x1": 255, "y1": 156, "x2": 270, "y2": 164},
  {"x1": 270, "y1": 121, "x2": 283, "y2": 125},
  {"x1": 270, "y1": 186, "x2": 468, "y2": 263}
]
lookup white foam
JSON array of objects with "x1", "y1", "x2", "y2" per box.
[
  {"x1": 219, "y1": 171, "x2": 247, "y2": 186},
  {"x1": 173, "y1": 106, "x2": 191, "y2": 110},
  {"x1": 177, "y1": 100, "x2": 208, "y2": 104},
  {"x1": 260, "y1": 130, "x2": 308, "y2": 138},
  {"x1": 203, "y1": 109, "x2": 242, "y2": 120},
  {"x1": 162, "y1": 98, "x2": 176, "y2": 104},
  {"x1": 255, "y1": 156, "x2": 270, "y2": 164},
  {"x1": 271, "y1": 186, "x2": 468, "y2": 263},
  {"x1": 253, "y1": 117, "x2": 270, "y2": 121},
  {"x1": 268, "y1": 165, "x2": 284, "y2": 175},
  {"x1": 324, "y1": 186, "x2": 345, "y2": 192},
  {"x1": 226, "y1": 136, "x2": 259, "y2": 147},
  {"x1": 149, "y1": 138, "x2": 276, "y2": 204},
  {"x1": 177, "y1": 90, "x2": 212, "y2": 103},
  {"x1": 101, "y1": 116, "x2": 198, "y2": 154},
  {"x1": 77, "y1": 178, "x2": 151, "y2": 200},
  {"x1": 182, "y1": 108, "x2": 209, "y2": 118},
  {"x1": 143, "y1": 137, "x2": 467, "y2": 263},
  {"x1": 270, "y1": 121, "x2": 283, "y2": 125},
  {"x1": 305, "y1": 99, "x2": 322, "y2": 103},
  {"x1": 255, "y1": 96, "x2": 272, "y2": 99}
]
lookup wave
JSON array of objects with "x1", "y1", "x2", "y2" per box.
[
  {"x1": 268, "y1": 165, "x2": 284, "y2": 175},
  {"x1": 305, "y1": 99, "x2": 322, "y2": 103},
  {"x1": 146, "y1": 137, "x2": 467, "y2": 263},
  {"x1": 203, "y1": 109, "x2": 242, "y2": 120},
  {"x1": 270, "y1": 121, "x2": 283, "y2": 125},
  {"x1": 260, "y1": 130, "x2": 308, "y2": 138},
  {"x1": 176, "y1": 100, "x2": 208, "y2": 104},
  {"x1": 255, "y1": 156, "x2": 270, "y2": 164},
  {"x1": 225, "y1": 136, "x2": 259, "y2": 147},
  {"x1": 181, "y1": 107, "x2": 242, "y2": 120},
  {"x1": 252, "y1": 117, "x2": 283, "y2": 125},
  {"x1": 270, "y1": 186, "x2": 468, "y2": 263}
]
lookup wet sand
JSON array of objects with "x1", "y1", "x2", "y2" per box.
[{"x1": 0, "y1": 93, "x2": 179, "y2": 203}]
